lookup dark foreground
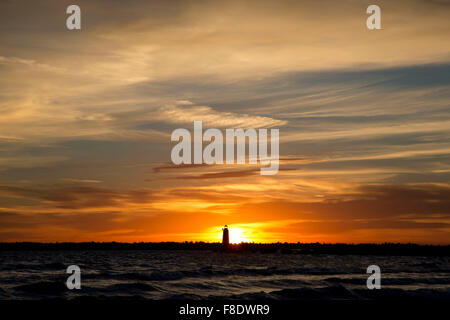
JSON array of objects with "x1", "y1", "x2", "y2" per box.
[
  {"x1": 1, "y1": 244, "x2": 449, "y2": 318},
  {"x1": 0, "y1": 299, "x2": 447, "y2": 319},
  {"x1": 1, "y1": 248, "x2": 449, "y2": 300},
  {"x1": 1, "y1": 242, "x2": 449, "y2": 256}
]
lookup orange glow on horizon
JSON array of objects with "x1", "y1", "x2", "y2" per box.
[{"x1": 225, "y1": 227, "x2": 253, "y2": 244}]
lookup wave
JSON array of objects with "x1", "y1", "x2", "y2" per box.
[
  {"x1": 211, "y1": 285, "x2": 357, "y2": 301},
  {"x1": 219, "y1": 286, "x2": 450, "y2": 301},
  {"x1": 2, "y1": 262, "x2": 66, "y2": 271},
  {"x1": 118, "y1": 271, "x2": 185, "y2": 281},
  {"x1": 103, "y1": 282, "x2": 159, "y2": 292},
  {"x1": 115, "y1": 267, "x2": 344, "y2": 282},
  {"x1": 353, "y1": 287, "x2": 450, "y2": 300},
  {"x1": 325, "y1": 276, "x2": 450, "y2": 285}
]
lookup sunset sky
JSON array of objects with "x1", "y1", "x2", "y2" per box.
[{"x1": 0, "y1": 0, "x2": 449, "y2": 244}]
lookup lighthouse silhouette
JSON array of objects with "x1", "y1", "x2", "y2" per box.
[{"x1": 222, "y1": 225, "x2": 229, "y2": 247}]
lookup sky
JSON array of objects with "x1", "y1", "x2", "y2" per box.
[{"x1": 0, "y1": 0, "x2": 449, "y2": 244}]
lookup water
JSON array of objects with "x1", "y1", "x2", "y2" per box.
[{"x1": 1, "y1": 250, "x2": 449, "y2": 300}]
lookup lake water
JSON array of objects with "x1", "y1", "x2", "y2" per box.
[{"x1": 1, "y1": 250, "x2": 449, "y2": 300}]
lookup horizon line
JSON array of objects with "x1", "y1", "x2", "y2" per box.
[{"x1": 1, "y1": 241, "x2": 449, "y2": 246}]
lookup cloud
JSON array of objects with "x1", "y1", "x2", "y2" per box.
[
  {"x1": 153, "y1": 103, "x2": 286, "y2": 128},
  {"x1": 0, "y1": 56, "x2": 65, "y2": 73},
  {"x1": 175, "y1": 168, "x2": 259, "y2": 180},
  {"x1": 0, "y1": 183, "x2": 448, "y2": 243},
  {"x1": 0, "y1": 185, "x2": 154, "y2": 210},
  {"x1": 174, "y1": 167, "x2": 298, "y2": 180},
  {"x1": 152, "y1": 163, "x2": 209, "y2": 173},
  {"x1": 0, "y1": 0, "x2": 449, "y2": 244},
  {"x1": 0, "y1": 155, "x2": 68, "y2": 169},
  {"x1": 60, "y1": 178, "x2": 102, "y2": 184},
  {"x1": 282, "y1": 120, "x2": 450, "y2": 142}
]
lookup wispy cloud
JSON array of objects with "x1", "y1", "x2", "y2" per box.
[
  {"x1": 0, "y1": 0, "x2": 449, "y2": 243},
  {"x1": 60, "y1": 178, "x2": 102, "y2": 184},
  {"x1": 154, "y1": 102, "x2": 286, "y2": 128}
]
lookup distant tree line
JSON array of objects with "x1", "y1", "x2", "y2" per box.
[{"x1": 0, "y1": 241, "x2": 449, "y2": 256}]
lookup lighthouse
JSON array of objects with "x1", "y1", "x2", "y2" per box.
[{"x1": 222, "y1": 225, "x2": 229, "y2": 247}]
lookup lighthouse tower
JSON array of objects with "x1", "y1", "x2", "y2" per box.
[{"x1": 222, "y1": 225, "x2": 229, "y2": 247}]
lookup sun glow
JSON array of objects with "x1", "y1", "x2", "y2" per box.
[{"x1": 227, "y1": 227, "x2": 253, "y2": 244}]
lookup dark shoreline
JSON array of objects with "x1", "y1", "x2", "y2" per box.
[{"x1": 1, "y1": 242, "x2": 449, "y2": 256}]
